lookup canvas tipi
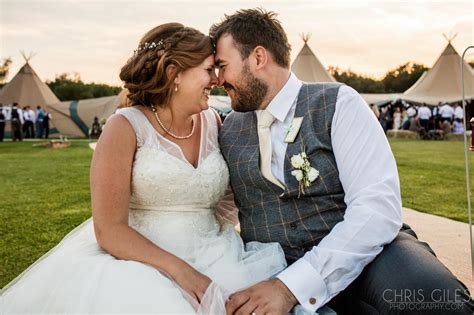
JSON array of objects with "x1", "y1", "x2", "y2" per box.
[
  {"x1": 291, "y1": 34, "x2": 336, "y2": 83},
  {"x1": 0, "y1": 53, "x2": 60, "y2": 106},
  {"x1": 402, "y1": 40, "x2": 474, "y2": 105}
]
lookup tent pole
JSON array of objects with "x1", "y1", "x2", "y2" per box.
[{"x1": 460, "y1": 45, "x2": 474, "y2": 279}]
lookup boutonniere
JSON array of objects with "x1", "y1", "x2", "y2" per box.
[
  {"x1": 290, "y1": 143, "x2": 319, "y2": 198},
  {"x1": 284, "y1": 117, "x2": 304, "y2": 143}
]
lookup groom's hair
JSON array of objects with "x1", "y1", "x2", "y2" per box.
[{"x1": 210, "y1": 8, "x2": 291, "y2": 68}]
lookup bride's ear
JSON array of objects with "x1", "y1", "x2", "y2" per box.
[{"x1": 166, "y1": 65, "x2": 180, "y2": 84}]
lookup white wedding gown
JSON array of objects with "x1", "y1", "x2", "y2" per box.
[{"x1": 0, "y1": 107, "x2": 290, "y2": 314}]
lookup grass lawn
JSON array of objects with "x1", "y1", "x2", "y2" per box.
[
  {"x1": 0, "y1": 141, "x2": 93, "y2": 289},
  {"x1": 0, "y1": 138, "x2": 473, "y2": 288},
  {"x1": 390, "y1": 138, "x2": 473, "y2": 223}
]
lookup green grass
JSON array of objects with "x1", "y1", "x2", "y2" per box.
[
  {"x1": 390, "y1": 138, "x2": 473, "y2": 223},
  {"x1": 0, "y1": 138, "x2": 473, "y2": 288},
  {"x1": 0, "y1": 141, "x2": 93, "y2": 289}
]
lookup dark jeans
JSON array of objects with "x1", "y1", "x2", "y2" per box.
[
  {"x1": 11, "y1": 120, "x2": 22, "y2": 141},
  {"x1": 23, "y1": 120, "x2": 35, "y2": 138},
  {"x1": 43, "y1": 122, "x2": 49, "y2": 139},
  {"x1": 327, "y1": 224, "x2": 473, "y2": 314},
  {"x1": 419, "y1": 119, "x2": 429, "y2": 132},
  {"x1": 0, "y1": 121, "x2": 4, "y2": 141},
  {"x1": 36, "y1": 121, "x2": 44, "y2": 138}
]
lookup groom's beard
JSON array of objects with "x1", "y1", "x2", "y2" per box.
[{"x1": 225, "y1": 64, "x2": 268, "y2": 112}]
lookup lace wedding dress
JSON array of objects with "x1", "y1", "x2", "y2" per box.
[{"x1": 0, "y1": 107, "x2": 288, "y2": 314}]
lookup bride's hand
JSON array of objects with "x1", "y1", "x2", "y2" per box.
[{"x1": 170, "y1": 261, "x2": 212, "y2": 303}]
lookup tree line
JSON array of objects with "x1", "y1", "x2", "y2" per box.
[{"x1": 328, "y1": 62, "x2": 429, "y2": 93}]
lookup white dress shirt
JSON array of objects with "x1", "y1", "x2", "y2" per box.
[
  {"x1": 439, "y1": 104, "x2": 454, "y2": 119},
  {"x1": 454, "y1": 106, "x2": 464, "y2": 120},
  {"x1": 28, "y1": 109, "x2": 36, "y2": 122},
  {"x1": 406, "y1": 107, "x2": 417, "y2": 117},
  {"x1": 418, "y1": 106, "x2": 432, "y2": 120},
  {"x1": 261, "y1": 74, "x2": 402, "y2": 312},
  {"x1": 23, "y1": 110, "x2": 31, "y2": 121}
]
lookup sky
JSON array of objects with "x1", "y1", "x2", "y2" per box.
[{"x1": 1, "y1": 0, "x2": 473, "y2": 86}]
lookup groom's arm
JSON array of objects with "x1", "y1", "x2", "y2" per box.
[{"x1": 276, "y1": 85, "x2": 403, "y2": 312}]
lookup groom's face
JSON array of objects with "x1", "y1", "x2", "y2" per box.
[{"x1": 215, "y1": 34, "x2": 268, "y2": 112}]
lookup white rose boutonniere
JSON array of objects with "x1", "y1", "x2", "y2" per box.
[{"x1": 290, "y1": 143, "x2": 319, "y2": 197}]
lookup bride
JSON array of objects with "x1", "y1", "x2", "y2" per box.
[{"x1": 0, "y1": 23, "x2": 288, "y2": 313}]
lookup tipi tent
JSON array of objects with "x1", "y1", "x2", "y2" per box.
[
  {"x1": 0, "y1": 54, "x2": 60, "y2": 137},
  {"x1": 401, "y1": 42, "x2": 474, "y2": 105},
  {"x1": 0, "y1": 55, "x2": 60, "y2": 106},
  {"x1": 291, "y1": 34, "x2": 336, "y2": 83},
  {"x1": 47, "y1": 95, "x2": 120, "y2": 138}
]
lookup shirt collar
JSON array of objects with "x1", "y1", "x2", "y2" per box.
[{"x1": 264, "y1": 72, "x2": 303, "y2": 123}]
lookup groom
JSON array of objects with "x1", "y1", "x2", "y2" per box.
[{"x1": 211, "y1": 8, "x2": 472, "y2": 315}]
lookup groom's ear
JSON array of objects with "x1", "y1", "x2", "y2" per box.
[{"x1": 252, "y1": 46, "x2": 268, "y2": 70}]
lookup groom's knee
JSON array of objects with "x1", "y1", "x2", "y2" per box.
[{"x1": 363, "y1": 230, "x2": 473, "y2": 314}]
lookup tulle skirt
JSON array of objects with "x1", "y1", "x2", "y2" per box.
[{"x1": 0, "y1": 210, "x2": 290, "y2": 314}]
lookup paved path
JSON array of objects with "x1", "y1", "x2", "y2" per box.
[{"x1": 403, "y1": 207, "x2": 473, "y2": 290}]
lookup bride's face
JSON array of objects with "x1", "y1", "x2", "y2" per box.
[{"x1": 172, "y1": 55, "x2": 217, "y2": 114}]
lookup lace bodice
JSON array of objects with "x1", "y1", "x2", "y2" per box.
[{"x1": 115, "y1": 107, "x2": 229, "y2": 211}]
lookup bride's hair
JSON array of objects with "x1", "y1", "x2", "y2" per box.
[{"x1": 119, "y1": 23, "x2": 213, "y2": 108}]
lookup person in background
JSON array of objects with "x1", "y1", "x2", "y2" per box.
[
  {"x1": 22, "y1": 107, "x2": 30, "y2": 138},
  {"x1": 36, "y1": 106, "x2": 45, "y2": 138},
  {"x1": 11, "y1": 103, "x2": 23, "y2": 141},
  {"x1": 440, "y1": 119, "x2": 452, "y2": 137},
  {"x1": 392, "y1": 107, "x2": 401, "y2": 130},
  {"x1": 439, "y1": 102, "x2": 454, "y2": 124},
  {"x1": 43, "y1": 110, "x2": 51, "y2": 139},
  {"x1": 0, "y1": 103, "x2": 5, "y2": 142},
  {"x1": 401, "y1": 108, "x2": 410, "y2": 130},
  {"x1": 23, "y1": 106, "x2": 36, "y2": 138},
  {"x1": 433, "y1": 102, "x2": 441, "y2": 129},
  {"x1": 28, "y1": 106, "x2": 36, "y2": 138},
  {"x1": 89, "y1": 116, "x2": 102, "y2": 139},
  {"x1": 379, "y1": 106, "x2": 392, "y2": 134},
  {"x1": 406, "y1": 104, "x2": 417, "y2": 119},
  {"x1": 452, "y1": 118, "x2": 464, "y2": 135},
  {"x1": 454, "y1": 103, "x2": 464, "y2": 122},
  {"x1": 418, "y1": 103, "x2": 432, "y2": 132}
]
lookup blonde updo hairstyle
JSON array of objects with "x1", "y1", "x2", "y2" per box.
[{"x1": 119, "y1": 23, "x2": 214, "y2": 108}]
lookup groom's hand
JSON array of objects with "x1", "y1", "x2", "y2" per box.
[{"x1": 225, "y1": 278, "x2": 298, "y2": 315}]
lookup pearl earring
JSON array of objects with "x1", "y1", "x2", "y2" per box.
[{"x1": 175, "y1": 84, "x2": 178, "y2": 92}]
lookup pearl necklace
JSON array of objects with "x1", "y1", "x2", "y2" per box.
[{"x1": 150, "y1": 105, "x2": 195, "y2": 140}]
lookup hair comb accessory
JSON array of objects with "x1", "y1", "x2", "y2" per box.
[{"x1": 133, "y1": 39, "x2": 164, "y2": 55}]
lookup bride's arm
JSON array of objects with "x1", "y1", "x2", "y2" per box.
[
  {"x1": 90, "y1": 114, "x2": 210, "y2": 301},
  {"x1": 210, "y1": 109, "x2": 240, "y2": 227}
]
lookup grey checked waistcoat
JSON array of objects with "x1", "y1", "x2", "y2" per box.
[{"x1": 219, "y1": 83, "x2": 347, "y2": 263}]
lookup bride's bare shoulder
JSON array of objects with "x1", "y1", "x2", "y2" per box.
[{"x1": 94, "y1": 113, "x2": 136, "y2": 155}]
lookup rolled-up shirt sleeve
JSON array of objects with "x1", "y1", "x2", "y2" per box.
[{"x1": 277, "y1": 85, "x2": 403, "y2": 312}]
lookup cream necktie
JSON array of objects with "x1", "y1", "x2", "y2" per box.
[{"x1": 257, "y1": 110, "x2": 285, "y2": 189}]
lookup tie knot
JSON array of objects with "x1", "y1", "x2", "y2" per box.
[{"x1": 258, "y1": 110, "x2": 276, "y2": 128}]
